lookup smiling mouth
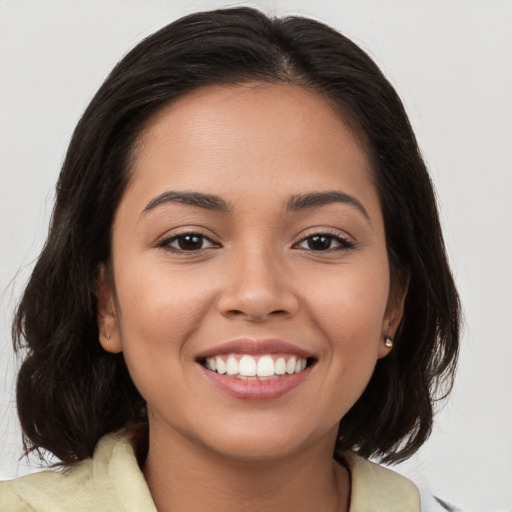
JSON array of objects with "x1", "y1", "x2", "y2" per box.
[{"x1": 198, "y1": 353, "x2": 316, "y2": 380}]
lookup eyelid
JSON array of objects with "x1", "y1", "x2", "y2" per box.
[
  {"x1": 154, "y1": 226, "x2": 355, "y2": 253},
  {"x1": 293, "y1": 227, "x2": 355, "y2": 251},
  {"x1": 156, "y1": 228, "x2": 221, "y2": 253}
]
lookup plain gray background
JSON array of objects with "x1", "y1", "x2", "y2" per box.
[{"x1": 1, "y1": 1, "x2": 511, "y2": 511}]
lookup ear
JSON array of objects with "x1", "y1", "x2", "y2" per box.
[
  {"x1": 378, "y1": 270, "x2": 410, "y2": 359},
  {"x1": 95, "y1": 264, "x2": 123, "y2": 353}
]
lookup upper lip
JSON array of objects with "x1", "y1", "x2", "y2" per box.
[{"x1": 195, "y1": 338, "x2": 314, "y2": 360}]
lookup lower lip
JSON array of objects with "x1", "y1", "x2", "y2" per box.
[{"x1": 198, "y1": 364, "x2": 312, "y2": 400}]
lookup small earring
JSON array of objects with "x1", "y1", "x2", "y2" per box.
[
  {"x1": 102, "y1": 331, "x2": 111, "y2": 340},
  {"x1": 384, "y1": 335, "x2": 393, "y2": 348}
]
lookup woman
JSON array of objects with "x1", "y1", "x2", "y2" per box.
[{"x1": 1, "y1": 7, "x2": 460, "y2": 511}]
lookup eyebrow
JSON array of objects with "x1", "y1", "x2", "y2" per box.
[
  {"x1": 141, "y1": 189, "x2": 369, "y2": 219},
  {"x1": 286, "y1": 191, "x2": 369, "y2": 219},
  {"x1": 142, "y1": 191, "x2": 231, "y2": 214}
]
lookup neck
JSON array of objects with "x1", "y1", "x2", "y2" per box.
[{"x1": 143, "y1": 422, "x2": 350, "y2": 512}]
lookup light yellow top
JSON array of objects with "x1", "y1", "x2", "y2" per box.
[{"x1": 0, "y1": 430, "x2": 420, "y2": 511}]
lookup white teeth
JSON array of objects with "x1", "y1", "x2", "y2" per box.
[
  {"x1": 239, "y1": 355, "x2": 256, "y2": 376},
  {"x1": 226, "y1": 354, "x2": 238, "y2": 375},
  {"x1": 216, "y1": 356, "x2": 227, "y2": 375},
  {"x1": 256, "y1": 355, "x2": 274, "y2": 377},
  {"x1": 286, "y1": 356, "x2": 296, "y2": 375},
  {"x1": 205, "y1": 353, "x2": 308, "y2": 378},
  {"x1": 275, "y1": 357, "x2": 286, "y2": 375},
  {"x1": 237, "y1": 374, "x2": 278, "y2": 380}
]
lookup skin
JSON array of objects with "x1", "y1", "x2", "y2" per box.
[{"x1": 97, "y1": 83, "x2": 405, "y2": 512}]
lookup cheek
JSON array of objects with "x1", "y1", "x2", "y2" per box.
[
  {"x1": 112, "y1": 261, "x2": 217, "y2": 379},
  {"x1": 111, "y1": 266, "x2": 220, "y2": 420},
  {"x1": 116, "y1": 259, "x2": 214, "y2": 332},
  {"x1": 303, "y1": 259, "x2": 390, "y2": 338},
  {"x1": 300, "y1": 259, "x2": 390, "y2": 390}
]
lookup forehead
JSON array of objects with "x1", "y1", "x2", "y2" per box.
[{"x1": 124, "y1": 82, "x2": 377, "y2": 213}]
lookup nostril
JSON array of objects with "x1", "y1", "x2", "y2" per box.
[
  {"x1": 225, "y1": 309, "x2": 288, "y2": 318},
  {"x1": 218, "y1": 288, "x2": 300, "y2": 320}
]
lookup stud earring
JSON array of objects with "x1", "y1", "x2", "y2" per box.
[
  {"x1": 384, "y1": 335, "x2": 393, "y2": 348},
  {"x1": 102, "y1": 331, "x2": 111, "y2": 340}
]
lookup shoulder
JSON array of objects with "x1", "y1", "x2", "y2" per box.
[
  {"x1": 0, "y1": 459, "x2": 96, "y2": 512},
  {"x1": 342, "y1": 452, "x2": 420, "y2": 511},
  {"x1": 341, "y1": 452, "x2": 465, "y2": 512},
  {"x1": 0, "y1": 429, "x2": 156, "y2": 512}
]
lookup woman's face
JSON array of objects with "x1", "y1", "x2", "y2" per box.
[{"x1": 98, "y1": 83, "x2": 403, "y2": 460}]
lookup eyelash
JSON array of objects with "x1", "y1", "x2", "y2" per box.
[
  {"x1": 294, "y1": 231, "x2": 354, "y2": 252},
  {"x1": 157, "y1": 231, "x2": 220, "y2": 253},
  {"x1": 157, "y1": 230, "x2": 354, "y2": 254}
]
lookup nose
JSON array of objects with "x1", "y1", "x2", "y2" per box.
[{"x1": 216, "y1": 245, "x2": 299, "y2": 322}]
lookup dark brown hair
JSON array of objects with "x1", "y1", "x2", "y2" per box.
[{"x1": 13, "y1": 7, "x2": 460, "y2": 466}]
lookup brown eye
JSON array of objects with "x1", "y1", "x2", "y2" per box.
[
  {"x1": 176, "y1": 234, "x2": 204, "y2": 251},
  {"x1": 306, "y1": 235, "x2": 332, "y2": 251},
  {"x1": 159, "y1": 233, "x2": 219, "y2": 252},
  {"x1": 296, "y1": 233, "x2": 354, "y2": 252}
]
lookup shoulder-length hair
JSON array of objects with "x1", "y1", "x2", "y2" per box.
[{"x1": 13, "y1": 7, "x2": 460, "y2": 465}]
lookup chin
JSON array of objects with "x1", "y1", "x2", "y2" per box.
[
  {"x1": 210, "y1": 437, "x2": 303, "y2": 462},
  {"x1": 197, "y1": 419, "x2": 334, "y2": 463}
]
